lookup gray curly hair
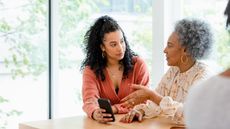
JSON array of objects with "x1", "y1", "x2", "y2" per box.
[{"x1": 174, "y1": 19, "x2": 213, "y2": 59}]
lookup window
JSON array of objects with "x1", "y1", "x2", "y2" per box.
[
  {"x1": 0, "y1": 0, "x2": 48, "y2": 128},
  {"x1": 2, "y1": 1, "x2": 228, "y2": 128},
  {"x1": 0, "y1": 1, "x2": 153, "y2": 127},
  {"x1": 183, "y1": 0, "x2": 230, "y2": 71}
]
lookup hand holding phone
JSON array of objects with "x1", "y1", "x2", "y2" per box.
[{"x1": 97, "y1": 98, "x2": 115, "y2": 122}]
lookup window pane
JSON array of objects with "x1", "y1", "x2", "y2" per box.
[
  {"x1": 183, "y1": 0, "x2": 230, "y2": 71},
  {"x1": 55, "y1": 0, "x2": 152, "y2": 117},
  {"x1": 0, "y1": 0, "x2": 48, "y2": 128}
]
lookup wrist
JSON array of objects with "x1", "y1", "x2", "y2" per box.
[
  {"x1": 149, "y1": 90, "x2": 162, "y2": 105},
  {"x1": 112, "y1": 105, "x2": 118, "y2": 114}
]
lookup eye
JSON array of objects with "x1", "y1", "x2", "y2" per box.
[
  {"x1": 110, "y1": 43, "x2": 116, "y2": 47},
  {"x1": 120, "y1": 39, "x2": 124, "y2": 44},
  {"x1": 167, "y1": 43, "x2": 173, "y2": 48}
]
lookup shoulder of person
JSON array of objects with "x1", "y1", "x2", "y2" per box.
[
  {"x1": 188, "y1": 74, "x2": 224, "y2": 97},
  {"x1": 220, "y1": 69, "x2": 230, "y2": 78},
  {"x1": 83, "y1": 66, "x2": 96, "y2": 75},
  {"x1": 196, "y1": 61, "x2": 216, "y2": 78},
  {"x1": 132, "y1": 56, "x2": 146, "y2": 64}
]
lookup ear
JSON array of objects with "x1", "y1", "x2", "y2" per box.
[
  {"x1": 181, "y1": 46, "x2": 187, "y2": 54},
  {"x1": 100, "y1": 44, "x2": 105, "y2": 51},
  {"x1": 181, "y1": 47, "x2": 191, "y2": 57}
]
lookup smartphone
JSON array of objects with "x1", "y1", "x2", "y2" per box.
[{"x1": 97, "y1": 98, "x2": 115, "y2": 122}]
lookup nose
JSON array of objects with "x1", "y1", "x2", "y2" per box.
[
  {"x1": 117, "y1": 42, "x2": 123, "y2": 52},
  {"x1": 163, "y1": 47, "x2": 167, "y2": 53}
]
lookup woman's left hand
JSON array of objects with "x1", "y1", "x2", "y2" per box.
[{"x1": 120, "y1": 109, "x2": 144, "y2": 123}]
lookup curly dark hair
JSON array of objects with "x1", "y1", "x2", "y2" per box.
[
  {"x1": 80, "y1": 15, "x2": 137, "y2": 81},
  {"x1": 174, "y1": 19, "x2": 213, "y2": 60},
  {"x1": 225, "y1": 0, "x2": 230, "y2": 28}
]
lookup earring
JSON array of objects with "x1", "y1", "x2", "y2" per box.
[
  {"x1": 181, "y1": 55, "x2": 188, "y2": 64},
  {"x1": 102, "y1": 51, "x2": 105, "y2": 59}
]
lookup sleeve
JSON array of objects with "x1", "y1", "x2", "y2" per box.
[
  {"x1": 155, "y1": 68, "x2": 173, "y2": 96},
  {"x1": 135, "y1": 68, "x2": 184, "y2": 124},
  {"x1": 159, "y1": 96, "x2": 184, "y2": 124},
  {"x1": 82, "y1": 67, "x2": 100, "y2": 119},
  {"x1": 133, "y1": 97, "x2": 184, "y2": 124},
  {"x1": 134, "y1": 57, "x2": 150, "y2": 86}
]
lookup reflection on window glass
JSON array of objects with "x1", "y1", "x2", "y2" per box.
[
  {"x1": 184, "y1": 0, "x2": 230, "y2": 71},
  {"x1": 56, "y1": 0, "x2": 152, "y2": 117},
  {"x1": 0, "y1": 0, "x2": 48, "y2": 128}
]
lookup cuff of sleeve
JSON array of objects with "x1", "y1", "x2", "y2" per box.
[
  {"x1": 159, "y1": 96, "x2": 181, "y2": 118},
  {"x1": 173, "y1": 105, "x2": 184, "y2": 124},
  {"x1": 134, "y1": 100, "x2": 161, "y2": 118}
]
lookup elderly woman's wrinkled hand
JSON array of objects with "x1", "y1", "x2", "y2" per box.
[
  {"x1": 92, "y1": 108, "x2": 114, "y2": 123},
  {"x1": 120, "y1": 109, "x2": 144, "y2": 123},
  {"x1": 120, "y1": 84, "x2": 152, "y2": 108}
]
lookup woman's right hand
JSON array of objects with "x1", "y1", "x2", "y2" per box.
[
  {"x1": 120, "y1": 84, "x2": 162, "y2": 108},
  {"x1": 92, "y1": 108, "x2": 114, "y2": 123}
]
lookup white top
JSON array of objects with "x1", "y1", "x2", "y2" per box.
[
  {"x1": 185, "y1": 75, "x2": 230, "y2": 129},
  {"x1": 134, "y1": 62, "x2": 211, "y2": 124}
]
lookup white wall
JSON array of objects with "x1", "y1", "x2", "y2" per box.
[{"x1": 151, "y1": 0, "x2": 182, "y2": 87}]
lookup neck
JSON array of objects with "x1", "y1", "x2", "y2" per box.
[
  {"x1": 178, "y1": 58, "x2": 196, "y2": 73},
  {"x1": 107, "y1": 58, "x2": 120, "y2": 67}
]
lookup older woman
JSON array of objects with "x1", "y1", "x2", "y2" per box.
[
  {"x1": 120, "y1": 18, "x2": 213, "y2": 124},
  {"x1": 81, "y1": 15, "x2": 149, "y2": 123}
]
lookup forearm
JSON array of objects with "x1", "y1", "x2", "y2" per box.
[{"x1": 148, "y1": 90, "x2": 162, "y2": 105}]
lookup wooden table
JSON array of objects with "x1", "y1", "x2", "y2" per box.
[{"x1": 19, "y1": 114, "x2": 184, "y2": 129}]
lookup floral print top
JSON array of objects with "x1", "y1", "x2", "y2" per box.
[{"x1": 133, "y1": 61, "x2": 211, "y2": 124}]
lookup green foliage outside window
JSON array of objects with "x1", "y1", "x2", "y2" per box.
[
  {"x1": 0, "y1": 0, "x2": 48, "y2": 79},
  {"x1": 0, "y1": 96, "x2": 22, "y2": 129},
  {"x1": 184, "y1": 0, "x2": 230, "y2": 69}
]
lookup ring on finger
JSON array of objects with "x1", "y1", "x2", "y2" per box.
[
  {"x1": 129, "y1": 101, "x2": 134, "y2": 105},
  {"x1": 131, "y1": 101, "x2": 135, "y2": 105}
]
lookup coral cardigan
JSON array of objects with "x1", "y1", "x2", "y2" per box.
[{"x1": 82, "y1": 56, "x2": 149, "y2": 118}]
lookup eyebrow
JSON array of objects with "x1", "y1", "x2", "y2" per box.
[
  {"x1": 108, "y1": 38, "x2": 124, "y2": 43},
  {"x1": 109, "y1": 41, "x2": 117, "y2": 43}
]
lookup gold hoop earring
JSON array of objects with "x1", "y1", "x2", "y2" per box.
[
  {"x1": 181, "y1": 55, "x2": 188, "y2": 64},
  {"x1": 102, "y1": 51, "x2": 105, "y2": 59}
]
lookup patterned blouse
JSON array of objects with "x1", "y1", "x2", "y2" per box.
[{"x1": 133, "y1": 61, "x2": 211, "y2": 124}]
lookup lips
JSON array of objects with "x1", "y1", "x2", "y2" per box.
[{"x1": 117, "y1": 53, "x2": 124, "y2": 56}]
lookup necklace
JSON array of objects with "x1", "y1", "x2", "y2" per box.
[
  {"x1": 107, "y1": 68, "x2": 118, "y2": 78},
  {"x1": 106, "y1": 66, "x2": 123, "y2": 78}
]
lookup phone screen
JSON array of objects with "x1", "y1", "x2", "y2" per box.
[{"x1": 97, "y1": 98, "x2": 115, "y2": 121}]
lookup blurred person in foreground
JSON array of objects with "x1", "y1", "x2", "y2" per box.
[{"x1": 185, "y1": 1, "x2": 230, "y2": 128}]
